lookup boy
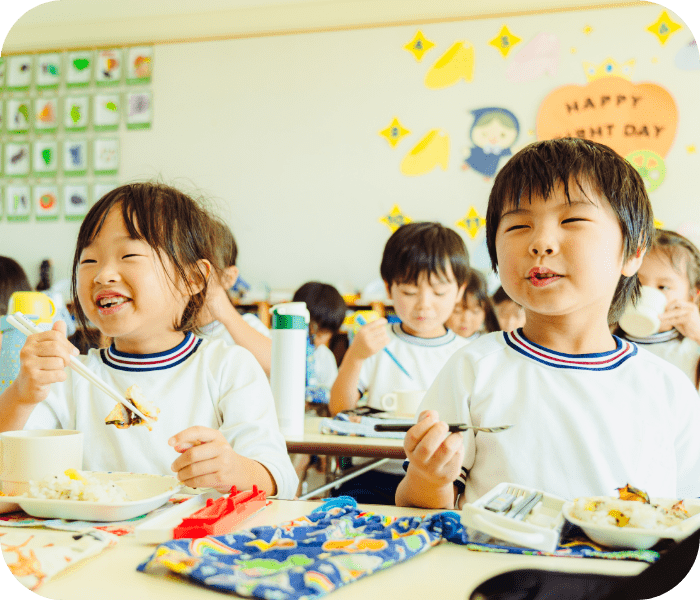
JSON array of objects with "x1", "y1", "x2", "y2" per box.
[
  {"x1": 397, "y1": 138, "x2": 700, "y2": 509},
  {"x1": 330, "y1": 222, "x2": 470, "y2": 503}
]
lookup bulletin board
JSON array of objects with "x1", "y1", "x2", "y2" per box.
[{"x1": 2, "y1": 3, "x2": 699, "y2": 294}]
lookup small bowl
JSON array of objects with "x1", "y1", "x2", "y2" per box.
[{"x1": 562, "y1": 497, "x2": 700, "y2": 550}]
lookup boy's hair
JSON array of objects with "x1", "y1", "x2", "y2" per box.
[
  {"x1": 380, "y1": 222, "x2": 469, "y2": 288},
  {"x1": 0, "y1": 256, "x2": 32, "y2": 314},
  {"x1": 485, "y1": 138, "x2": 654, "y2": 323},
  {"x1": 36, "y1": 259, "x2": 53, "y2": 292},
  {"x1": 293, "y1": 282, "x2": 346, "y2": 334},
  {"x1": 491, "y1": 285, "x2": 516, "y2": 306},
  {"x1": 208, "y1": 217, "x2": 238, "y2": 272},
  {"x1": 651, "y1": 229, "x2": 700, "y2": 293},
  {"x1": 70, "y1": 182, "x2": 215, "y2": 341},
  {"x1": 462, "y1": 270, "x2": 499, "y2": 333}
]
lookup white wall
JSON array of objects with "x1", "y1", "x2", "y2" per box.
[{"x1": 2, "y1": 2, "x2": 700, "y2": 297}]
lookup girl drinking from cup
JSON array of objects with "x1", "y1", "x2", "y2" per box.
[
  {"x1": 617, "y1": 229, "x2": 700, "y2": 390},
  {"x1": 0, "y1": 182, "x2": 298, "y2": 497}
]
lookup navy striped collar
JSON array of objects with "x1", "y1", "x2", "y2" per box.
[
  {"x1": 504, "y1": 328, "x2": 637, "y2": 371},
  {"x1": 621, "y1": 329, "x2": 680, "y2": 345},
  {"x1": 391, "y1": 323, "x2": 457, "y2": 347},
  {"x1": 101, "y1": 332, "x2": 202, "y2": 372}
]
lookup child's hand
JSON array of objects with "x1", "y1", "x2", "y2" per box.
[
  {"x1": 659, "y1": 299, "x2": 700, "y2": 344},
  {"x1": 15, "y1": 321, "x2": 79, "y2": 405},
  {"x1": 404, "y1": 410, "x2": 464, "y2": 489},
  {"x1": 203, "y1": 277, "x2": 234, "y2": 324},
  {"x1": 169, "y1": 426, "x2": 245, "y2": 491},
  {"x1": 347, "y1": 318, "x2": 390, "y2": 360}
]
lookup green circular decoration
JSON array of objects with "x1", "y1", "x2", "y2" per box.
[{"x1": 625, "y1": 150, "x2": 666, "y2": 193}]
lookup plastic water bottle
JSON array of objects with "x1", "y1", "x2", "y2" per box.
[{"x1": 270, "y1": 301, "x2": 310, "y2": 436}]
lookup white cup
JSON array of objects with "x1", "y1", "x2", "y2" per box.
[
  {"x1": 618, "y1": 285, "x2": 668, "y2": 338},
  {"x1": 0, "y1": 430, "x2": 84, "y2": 496},
  {"x1": 380, "y1": 390, "x2": 426, "y2": 417}
]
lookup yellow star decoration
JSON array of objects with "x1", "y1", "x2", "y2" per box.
[
  {"x1": 646, "y1": 10, "x2": 682, "y2": 45},
  {"x1": 489, "y1": 25, "x2": 521, "y2": 58},
  {"x1": 651, "y1": 57, "x2": 659, "y2": 63},
  {"x1": 687, "y1": 145, "x2": 697, "y2": 154},
  {"x1": 583, "y1": 25, "x2": 593, "y2": 35},
  {"x1": 379, "y1": 205, "x2": 412, "y2": 232},
  {"x1": 654, "y1": 218, "x2": 665, "y2": 229},
  {"x1": 379, "y1": 117, "x2": 411, "y2": 148},
  {"x1": 456, "y1": 206, "x2": 485, "y2": 239},
  {"x1": 570, "y1": 47, "x2": 577, "y2": 54},
  {"x1": 527, "y1": 129, "x2": 535, "y2": 137},
  {"x1": 404, "y1": 31, "x2": 436, "y2": 62}
]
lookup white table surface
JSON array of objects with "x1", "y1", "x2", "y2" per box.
[{"x1": 1, "y1": 498, "x2": 650, "y2": 600}]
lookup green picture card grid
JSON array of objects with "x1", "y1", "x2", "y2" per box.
[
  {"x1": 4, "y1": 142, "x2": 31, "y2": 177},
  {"x1": 34, "y1": 96, "x2": 59, "y2": 133},
  {"x1": 63, "y1": 138, "x2": 88, "y2": 176},
  {"x1": 0, "y1": 57, "x2": 6, "y2": 89},
  {"x1": 0, "y1": 101, "x2": 4, "y2": 133},
  {"x1": 93, "y1": 138, "x2": 119, "y2": 175},
  {"x1": 32, "y1": 140, "x2": 58, "y2": 177},
  {"x1": 93, "y1": 93, "x2": 120, "y2": 131},
  {"x1": 63, "y1": 183, "x2": 89, "y2": 220},
  {"x1": 6, "y1": 55, "x2": 32, "y2": 91},
  {"x1": 6, "y1": 98, "x2": 31, "y2": 134},
  {"x1": 126, "y1": 90, "x2": 152, "y2": 130},
  {"x1": 66, "y1": 51, "x2": 93, "y2": 87},
  {"x1": 36, "y1": 53, "x2": 61, "y2": 90},
  {"x1": 34, "y1": 184, "x2": 60, "y2": 221},
  {"x1": 126, "y1": 46, "x2": 153, "y2": 84},
  {"x1": 95, "y1": 49, "x2": 123, "y2": 86},
  {"x1": 5, "y1": 184, "x2": 31, "y2": 221},
  {"x1": 64, "y1": 95, "x2": 89, "y2": 131}
]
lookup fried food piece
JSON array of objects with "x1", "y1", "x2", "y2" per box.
[
  {"x1": 104, "y1": 384, "x2": 159, "y2": 431},
  {"x1": 105, "y1": 402, "x2": 131, "y2": 429},
  {"x1": 616, "y1": 483, "x2": 650, "y2": 503}
]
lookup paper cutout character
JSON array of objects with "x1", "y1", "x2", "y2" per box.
[
  {"x1": 424, "y1": 42, "x2": 474, "y2": 89},
  {"x1": 404, "y1": 31, "x2": 435, "y2": 62},
  {"x1": 506, "y1": 33, "x2": 559, "y2": 83},
  {"x1": 379, "y1": 117, "x2": 410, "y2": 148},
  {"x1": 583, "y1": 58, "x2": 635, "y2": 82},
  {"x1": 462, "y1": 108, "x2": 519, "y2": 179},
  {"x1": 646, "y1": 10, "x2": 682, "y2": 45},
  {"x1": 675, "y1": 40, "x2": 700, "y2": 70},
  {"x1": 625, "y1": 150, "x2": 666, "y2": 192},
  {"x1": 401, "y1": 129, "x2": 449, "y2": 176}
]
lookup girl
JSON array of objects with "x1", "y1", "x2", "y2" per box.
[
  {"x1": 618, "y1": 229, "x2": 700, "y2": 390},
  {"x1": 197, "y1": 217, "x2": 272, "y2": 376},
  {"x1": 491, "y1": 285, "x2": 526, "y2": 332},
  {"x1": 445, "y1": 269, "x2": 498, "y2": 341},
  {"x1": 0, "y1": 182, "x2": 297, "y2": 498}
]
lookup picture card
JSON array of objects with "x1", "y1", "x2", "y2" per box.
[
  {"x1": 64, "y1": 95, "x2": 89, "y2": 131},
  {"x1": 34, "y1": 96, "x2": 58, "y2": 132},
  {"x1": 36, "y1": 53, "x2": 61, "y2": 89},
  {"x1": 32, "y1": 140, "x2": 58, "y2": 176},
  {"x1": 96, "y1": 48, "x2": 123, "y2": 85},
  {"x1": 4, "y1": 142, "x2": 30, "y2": 177},
  {"x1": 127, "y1": 46, "x2": 153, "y2": 83},
  {"x1": 93, "y1": 138, "x2": 119, "y2": 174},
  {"x1": 63, "y1": 138, "x2": 88, "y2": 176},
  {"x1": 66, "y1": 51, "x2": 93, "y2": 86},
  {"x1": 6, "y1": 55, "x2": 32, "y2": 90},
  {"x1": 63, "y1": 183, "x2": 89, "y2": 220},
  {"x1": 34, "y1": 185, "x2": 60, "y2": 221},
  {"x1": 94, "y1": 93, "x2": 121, "y2": 130},
  {"x1": 126, "y1": 91, "x2": 152, "y2": 129},
  {"x1": 5, "y1": 185, "x2": 31, "y2": 221},
  {"x1": 6, "y1": 98, "x2": 31, "y2": 133}
]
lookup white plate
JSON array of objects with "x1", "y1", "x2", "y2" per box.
[
  {"x1": 2, "y1": 472, "x2": 182, "y2": 522},
  {"x1": 562, "y1": 497, "x2": 700, "y2": 550}
]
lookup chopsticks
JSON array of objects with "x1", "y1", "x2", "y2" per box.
[
  {"x1": 7, "y1": 311, "x2": 149, "y2": 422},
  {"x1": 374, "y1": 423, "x2": 513, "y2": 433},
  {"x1": 355, "y1": 314, "x2": 413, "y2": 380}
]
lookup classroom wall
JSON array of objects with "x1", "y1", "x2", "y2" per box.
[{"x1": 1, "y1": 2, "x2": 699, "y2": 298}]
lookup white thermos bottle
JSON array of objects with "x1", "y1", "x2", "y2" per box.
[{"x1": 270, "y1": 301, "x2": 310, "y2": 436}]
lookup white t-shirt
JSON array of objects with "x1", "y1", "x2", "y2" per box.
[
  {"x1": 313, "y1": 344, "x2": 338, "y2": 389},
  {"x1": 621, "y1": 329, "x2": 700, "y2": 389},
  {"x1": 417, "y1": 329, "x2": 700, "y2": 503},
  {"x1": 198, "y1": 313, "x2": 270, "y2": 346},
  {"x1": 24, "y1": 333, "x2": 298, "y2": 498}
]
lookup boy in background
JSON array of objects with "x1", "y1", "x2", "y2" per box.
[
  {"x1": 397, "y1": 138, "x2": 700, "y2": 508},
  {"x1": 330, "y1": 222, "x2": 470, "y2": 503}
]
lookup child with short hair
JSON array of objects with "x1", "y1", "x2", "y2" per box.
[
  {"x1": 0, "y1": 182, "x2": 297, "y2": 498},
  {"x1": 197, "y1": 217, "x2": 272, "y2": 376},
  {"x1": 446, "y1": 269, "x2": 499, "y2": 341},
  {"x1": 618, "y1": 229, "x2": 700, "y2": 389},
  {"x1": 491, "y1": 285, "x2": 526, "y2": 332},
  {"x1": 330, "y1": 222, "x2": 470, "y2": 503},
  {"x1": 397, "y1": 138, "x2": 700, "y2": 509}
]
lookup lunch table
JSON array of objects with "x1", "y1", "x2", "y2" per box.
[{"x1": 1, "y1": 498, "x2": 650, "y2": 600}]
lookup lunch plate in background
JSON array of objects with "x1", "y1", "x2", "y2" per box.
[
  {"x1": 4, "y1": 472, "x2": 182, "y2": 522},
  {"x1": 562, "y1": 498, "x2": 700, "y2": 550}
]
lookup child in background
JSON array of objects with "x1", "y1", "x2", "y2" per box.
[
  {"x1": 0, "y1": 256, "x2": 33, "y2": 351},
  {"x1": 330, "y1": 222, "x2": 470, "y2": 504},
  {"x1": 397, "y1": 138, "x2": 700, "y2": 509},
  {"x1": 446, "y1": 269, "x2": 499, "y2": 341},
  {"x1": 618, "y1": 229, "x2": 700, "y2": 389},
  {"x1": 0, "y1": 182, "x2": 297, "y2": 498},
  {"x1": 197, "y1": 218, "x2": 272, "y2": 376},
  {"x1": 491, "y1": 285, "x2": 526, "y2": 332}
]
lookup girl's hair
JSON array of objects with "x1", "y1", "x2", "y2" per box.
[
  {"x1": 486, "y1": 138, "x2": 654, "y2": 324},
  {"x1": 70, "y1": 182, "x2": 215, "y2": 342},
  {"x1": 0, "y1": 256, "x2": 32, "y2": 314},
  {"x1": 461, "y1": 270, "x2": 499, "y2": 333},
  {"x1": 293, "y1": 282, "x2": 347, "y2": 334},
  {"x1": 491, "y1": 285, "x2": 517, "y2": 306},
  {"x1": 208, "y1": 217, "x2": 238, "y2": 272},
  {"x1": 36, "y1": 259, "x2": 53, "y2": 291}
]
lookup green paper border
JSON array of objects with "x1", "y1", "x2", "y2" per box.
[
  {"x1": 96, "y1": 79, "x2": 120, "y2": 87},
  {"x1": 8, "y1": 215, "x2": 30, "y2": 222},
  {"x1": 64, "y1": 169, "x2": 87, "y2": 177},
  {"x1": 35, "y1": 126, "x2": 58, "y2": 134},
  {"x1": 65, "y1": 125, "x2": 88, "y2": 132},
  {"x1": 66, "y1": 81, "x2": 90, "y2": 88},
  {"x1": 64, "y1": 214, "x2": 86, "y2": 221},
  {"x1": 36, "y1": 214, "x2": 59, "y2": 221},
  {"x1": 6, "y1": 85, "x2": 30, "y2": 92},
  {"x1": 33, "y1": 170, "x2": 57, "y2": 178},
  {"x1": 8, "y1": 128, "x2": 30, "y2": 135},
  {"x1": 94, "y1": 124, "x2": 118, "y2": 131},
  {"x1": 126, "y1": 122, "x2": 150, "y2": 130},
  {"x1": 36, "y1": 83, "x2": 59, "y2": 90},
  {"x1": 126, "y1": 76, "x2": 150, "y2": 85},
  {"x1": 95, "y1": 169, "x2": 118, "y2": 176}
]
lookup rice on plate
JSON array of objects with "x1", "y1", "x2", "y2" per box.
[{"x1": 24, "y1": 469, "x2": 128, "y2": 502}]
